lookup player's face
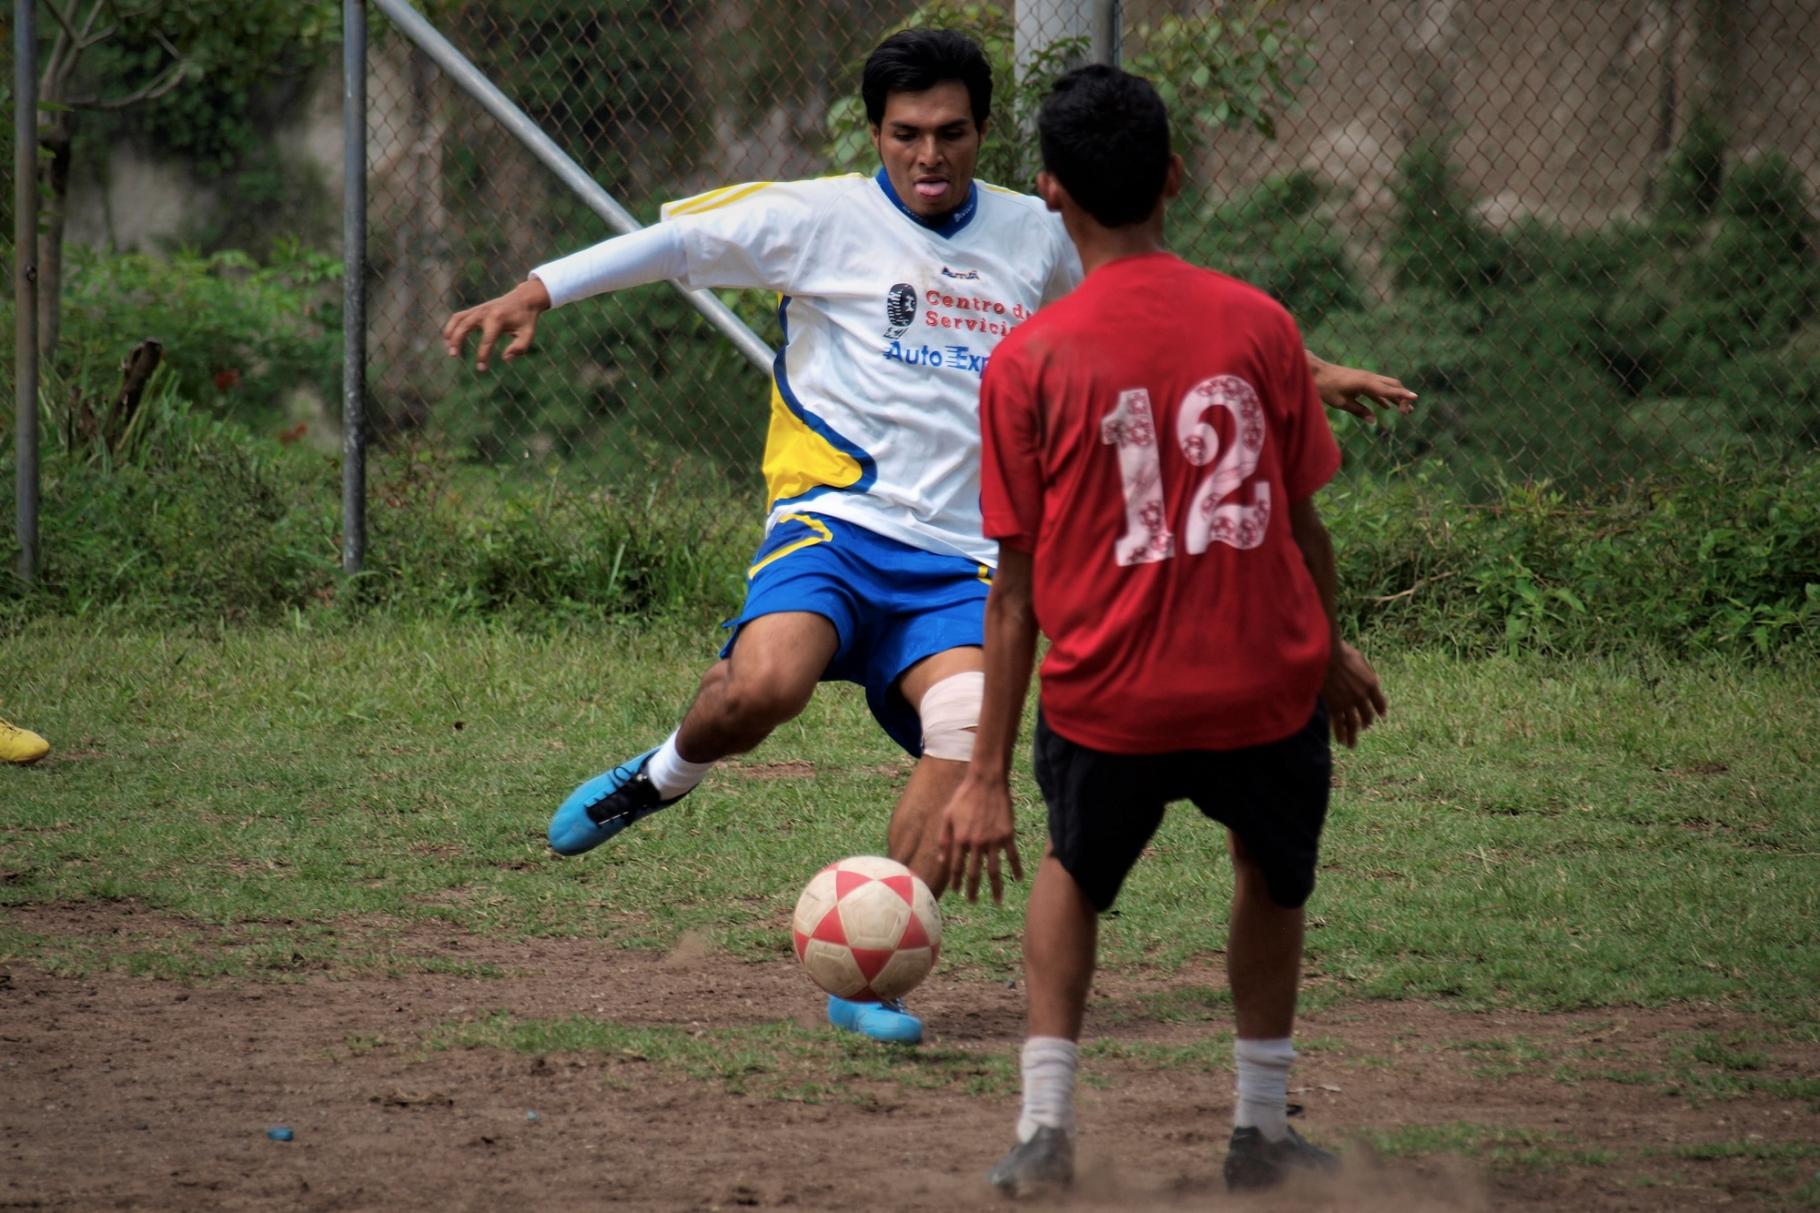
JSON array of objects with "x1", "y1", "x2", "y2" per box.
[{"x1": 871, "y1": 81, "x2": 984, "y2": 220}]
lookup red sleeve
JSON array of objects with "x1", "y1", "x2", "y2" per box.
[
  {"x1": 978, "y1": 340, "x2": 1045, "y2": 551},
  {"x1": 1276, "y1": 311, "x2": 1342, "y2": 502}
]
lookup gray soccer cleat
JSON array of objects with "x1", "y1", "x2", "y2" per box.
[
  {"x1": 988, "y1": 1125, "x2": 1074, "y2": 1198},
  {"x1": 1222, "y1": 1124, "x2": 1340, "y2": 1191}
]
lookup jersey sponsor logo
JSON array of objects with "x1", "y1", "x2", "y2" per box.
[
  {"x1": 884, "y1": 283, "x2": 917, "y2": 339},
  {"x1": 940, "y1": 266, "x2": 981, "y2": 280},
  {"x1": 923, "y1": 287, "x2": 1031, "y2": 338},
  {"x1": 883, "y1": 340, "x2": 989, "y2": 377}
]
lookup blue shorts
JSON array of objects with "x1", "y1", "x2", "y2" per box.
[{"x1": 721, "y1": 512, "x2": 991, "y2": 757}]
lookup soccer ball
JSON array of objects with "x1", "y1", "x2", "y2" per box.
[{"x1": 791, "y1": 855, "x2": 941, "y2": 1001}]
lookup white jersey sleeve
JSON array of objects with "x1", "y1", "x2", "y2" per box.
[
  {"x1": 528, "y1": 223, "x2": 688, "y2": 310},
  {"x1": 658, "y1": 179, "x2": 836, "y2": 295}
]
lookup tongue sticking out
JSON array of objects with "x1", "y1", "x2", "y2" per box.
[{"x1": 914, "y1": 180, "x2": 948, "y2": 200}]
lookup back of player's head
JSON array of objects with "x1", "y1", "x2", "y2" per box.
[
  {"x1": 1038, "y1": 65, "x2": 1172, "y2": 227},
  {"x1": 863, "y1": 28, "x2": 993, "y2": 128}
]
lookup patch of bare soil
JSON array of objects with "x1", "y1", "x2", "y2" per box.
[{"x1": 1, "y1": 902, "x2": 1813, "y2": 1211}]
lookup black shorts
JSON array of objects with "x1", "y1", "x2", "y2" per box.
[{"x1": 1033, "y1": 702, "x2": 1331, "y2": 913}]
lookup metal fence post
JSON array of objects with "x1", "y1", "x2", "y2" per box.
[
  {"x1": 342, "y1": 0, "x2": 367, "y2": 574},
  {"x1": 1092, "y1": 0, "x2": 1121, "y2": 66},
  {"x1": 13, "y1": 0, "x2": 40, "y2": 585}
]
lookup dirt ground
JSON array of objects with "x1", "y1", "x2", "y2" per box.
[{"x1": 2, "y1": 902, "x2": 1813, "y2": 1212}]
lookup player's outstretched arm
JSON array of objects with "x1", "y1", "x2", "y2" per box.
[
  {"x1": 442, "y1": 277, "x2": 551, "y2": 374},
  {"x1": 1307, "y1": 351, "x2": 1417, "y2": 423},
  {"x1": 939, "y1": 547, "x2": 1037, "y2": 904},
  {"x1": 441, "y1": 223, "x2": 691, "y2": 374},
  {"x1": 1288, "y1": 495, "x2": 1388, "y2": 748}
]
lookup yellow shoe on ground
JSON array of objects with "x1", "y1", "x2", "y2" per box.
[{"x1": 0, "y1": 718, "x2": 50, "y2": 765}]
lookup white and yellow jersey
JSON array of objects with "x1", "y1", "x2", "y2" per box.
[{"x1": 659, "y1": 170, "x2": 1081, "y2": 565}]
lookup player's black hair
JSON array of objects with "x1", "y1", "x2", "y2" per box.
[
  {"x1": 1038, "y1": 65, "x2": 1172, "y2": 228},
  {"x1": 862, "y1": 28, "x2": 993, "y2": 128}
]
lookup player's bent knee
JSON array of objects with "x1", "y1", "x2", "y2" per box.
[
  {"x1": 919, "y1": 671, "x2": 983, "y2": 761},
  {"x1": 718, "y1": 674, "x2": 814, "y2": 733}
]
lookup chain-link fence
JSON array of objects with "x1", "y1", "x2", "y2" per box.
[{"x1": 364, "y1": 0, "x2": 1817, "y2": 511}]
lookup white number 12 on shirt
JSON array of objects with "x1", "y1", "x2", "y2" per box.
[{"x1": 1099, "y1": 375, "x2": 1271, "y2": 567}]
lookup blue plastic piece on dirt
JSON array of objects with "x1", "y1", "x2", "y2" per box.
[
  {"x1": 266, "y1": 1126, "x2": 294, "y2": 1142},
  {"x1": 525, "y1": 1110, "x2": 541, "y2": 1123}
]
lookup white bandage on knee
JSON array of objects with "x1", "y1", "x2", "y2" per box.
[{"x1": 918, "y1": 671, "x2": 983, "y2": 761}]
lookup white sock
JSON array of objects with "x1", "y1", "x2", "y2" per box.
[
  {"x1": 644, "y1": 731, "x2": 716, "y2": 799},
  {"x1": 1016, "y1": 1037, "x2": 1079, "y2": 1143},
  {"x1": 1234, "y1": 1037, "x2": 1296, "y2": 1142}
]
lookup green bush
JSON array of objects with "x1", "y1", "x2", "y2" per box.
[
  {"x1": 406, "y1": 283, "x2": 769, "y2": 481},
  {"x1": 1662, "y1": 155, "x2": 1817, "y2": 384},
  {"x1": 50, "y1": 242, "x2": 340, "y2": 433},
  {"x1": 1386, "y1": 137, "x2": 1508, "y2": 297},
  {"x1": 1355, "y1": 138, "x2": 1820, "y2": 489},
  {"x1": 354, "y1": 445, "x2": 752, "y2": 623},
  {"x1": 1652, "y1": 107, "x2": 1727, "y2": 235},
  {"x1": 1, "y1": 394, "x2": 754, "y2": 632},
  {"x1": 2, "y1": 379, "x2": 337, "y2": 622},
  {"x1": 1326, "y1": 458, "x2": 1820, "y2": 657},
  {"x1": 7, "y1": 394, "x2": 1816, "y2": 663},
  {"x1": 1181, "y1": 171, "x2": 1361, "y2": 328},
  {"x1": 410, "y1": 183, "x2": 771, "y2": 480}
]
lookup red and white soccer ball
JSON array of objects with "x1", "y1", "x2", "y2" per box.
[{"x1": 791, "y1": 855, "x2": 942, "y2": 1001}]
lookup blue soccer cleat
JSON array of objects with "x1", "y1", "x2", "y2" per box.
[
  {"x1": 547, "y1": 748, "x2": 686, "y2": 856},
  {"x1": 827, "y1": 994, "x2": 923, "y2": 1044}
]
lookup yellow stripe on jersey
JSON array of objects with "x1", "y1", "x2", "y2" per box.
[
  {"x1": 760, "y1": 379, "x2": 865, "y2": 510},
  {"x1": 747, "y1": 512, "x2": 834, "y2": 579},
  {"x1": 665, "y1": 181, "x2": 774, "y2": 218},
  {"x1": 663, "y1": 174, "x2": 863, "y2": 220}
]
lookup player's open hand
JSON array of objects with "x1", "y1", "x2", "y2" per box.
[
  {"x1": 1311, "y1": 359, "x2": 1417, "y2": 423},
  {"x1": 1324, "y1": 641, "x2": 1388, "y2": 748},
  {"x1": 441, "y1": 277, "x2": 552, "y2": 373},
  {"x1": 938, "y1": 775, "x2": 1023, "y2": 904}
]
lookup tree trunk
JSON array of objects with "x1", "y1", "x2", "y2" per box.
[
  {"x1": 108, "y1": 338, "x2": 164, "y2": 449},
  {"x1": 36, "y1": 109, "x2": 74, "y2": 365}
]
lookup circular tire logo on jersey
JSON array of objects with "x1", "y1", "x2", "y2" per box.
[{"x1": 883, "y1": 283, "x2": 917, "y2": 338}]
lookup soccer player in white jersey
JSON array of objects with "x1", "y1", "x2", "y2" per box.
[{"x1": 443, "y1": 29, "x2": 1414, "y2": 1046}]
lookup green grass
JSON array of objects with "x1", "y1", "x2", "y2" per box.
[{"x1": 2, "y1": 619, "x2": 1817, "y2": 1028}]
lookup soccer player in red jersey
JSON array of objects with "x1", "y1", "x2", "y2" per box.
[{"x1": 938, "y1": 64, "x2": 1390, "y2": 1196}]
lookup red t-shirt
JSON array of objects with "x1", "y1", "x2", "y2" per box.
[{"x1": 979, "y1": 252, "x2": 1341, "y2": 753}]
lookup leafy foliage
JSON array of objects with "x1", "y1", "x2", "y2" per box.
[
  {"x1": 1326, "y1": 459, "x2": 1820, "y2": 657},
  {"x1": 1386, "y1": 137, "x2": 1508, "y2": 297},
  {"x1": 1177, "y1": 170, "x2": 1361, "y2": 328},
  {"x1": 1, "y1": 378, "x2": 335, "y2": 621},
  {"x1": 7, "y1": 394, "x2": 1816, "y2": 663},
  {"x1": 440, "y1": 0, "x2": 706, "y2": 191},
  {"x1": 48, "y1": 242, "x2": 341, "y2": 434},
  {"x1": 1653, "y1": 107, "x2": 1728, "y2": 234},
  {"x1": 0, "y1": 398, "x2": 753, "y2": 630},
  {"x1": 76, "y1": 0, "x2": 338, "y2": 175},
  {"x1": 1317, "y1": 135, "x2": 1820, "y2": 490}
]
